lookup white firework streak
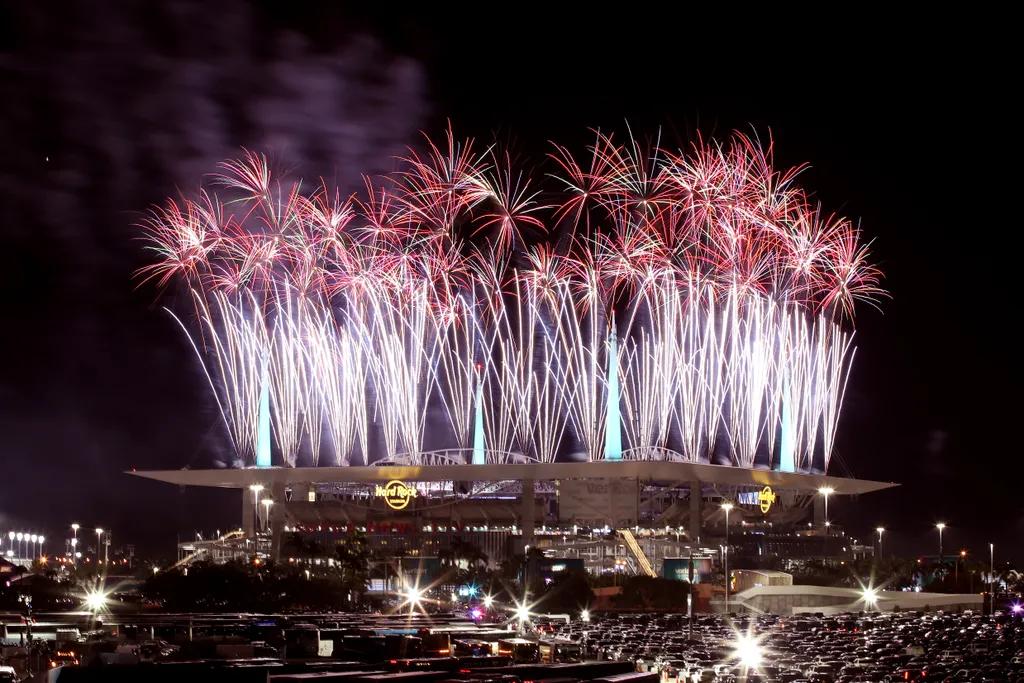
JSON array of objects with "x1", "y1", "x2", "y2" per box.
[
  {"x1": 725, "y1": 291, "x2": 781, "y2": 469},
  {"x1": 305, "y1": 308, "x2": 368, "y2": 466},
  {"x1": 365, "y1": 286, "x2": 434, "y2": 458},
  {"x1": 428, "y1": 295, "x2": 482, "y2": 449},
  {"x1": 548, "y1": 277, "x2": 608, "y2": 461},
  {"x1": 519, "y1": 281, "x2": 573, "y2": 464},
  {"x1": 267, "y1": 294, "x2": 308, "y2": 467},
  {"x1": 185, "y1": 289, "x2": 268, "y2": 462},
  {"x1": 481, "y1": 305, "x2": 522, "y2": 458},
  {"x1": 815, "y1": 320, "x2": 855, "y2": 472}
]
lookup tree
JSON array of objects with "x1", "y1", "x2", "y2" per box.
[
  {"x1": 613, "y1": 576, "x2": 690, "y2": 610},
  {"x1": 536, "y1": 568, "x2": 595, "y2": 616}
]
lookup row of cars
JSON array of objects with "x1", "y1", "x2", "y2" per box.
[{"x1": 536, "y1": 611, "x2": 1023, "y2": 683}]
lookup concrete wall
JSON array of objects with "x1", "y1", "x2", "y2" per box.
[{"x1": 732, "y1": 585, "x2": 984, "y2": 616}]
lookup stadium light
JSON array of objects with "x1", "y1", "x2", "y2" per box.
[
  {"x1": 515, "y1": 603, "x2": 530, "y2": 622},
  {"x1": 85, "y1": 590, "x2": 108, "y2": 611}
]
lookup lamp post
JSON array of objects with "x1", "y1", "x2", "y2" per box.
[
  {"x1": 38, "y1": 536, "x2": 44, "y2": 561},
  {"x1": 30, "y1": 535, "x2": 38, "y2": 561},
  {"x1": 7, "y1": 531, "x2": 13, "y2": 560},
  {"x1": 71, "y1": 524, "x2": 80, "y2": 563},
  {"x1": 876, "y1": 527, "x2": 884, "y2": 558},
  {"x1": 722, "y1": 501, "x2": 734, "y2": 613},
  {"x1": 262, "y1": 499, "x2": 274, "y2": 532},
  {"x1": 935, "y1": 523, "x2": 945, "y2": 566},
  {"x1": 957, "y1": 550, "x2": 966, "y2": 585},
  {"x1": 990, "y1": 543, "x2": 995, "y2": 596},
  {"x1": 95, "y1": 528, "x2": 104, "y2": 566},
  {"x1": 16, "y1": 533, "x2": 23, "y2": 562},
  {"x1": 250, "y1": 484, "x2": 264, "y2": 534},
  {"x1": 819, "y1": 487, "x2": 834, "y2": 561}
]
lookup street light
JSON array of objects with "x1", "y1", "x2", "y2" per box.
[
  {"x1": 30, "y1": 535, "x2": 38, "y2": 560},
  {"x1": 38, "y1": 536, "x2": 44, "y2": 559},
  {"x1": 249, "y1": 484, "x2": 264, "y2": 533},
  {"x1": 818, "y1": 487, "x2": 834, "y2": 529},
  {"x1": 262, "y1": 499, "x2": 274, "y2": 531},
  {"x1": 734, "y1": 634, "x2": 763, "y2": 670},
  {"x1": 936, "y1": 523, "x2": 945, "y2": 565},
  {"x1": 861, "y1": 587, "x2": 878, "y2": 610},
  {"x1": 722, "y1": 501, "x2": 734, "y2": 613},
  {"x1": 876, "y1": 527, "x2": 885, "y2": 558},
  {"x1": 581, "y1": 609, "x2": 590, "y2": 623},
  {"x1": 990, "y1": 543, "x2": 995, "y2": 596}
]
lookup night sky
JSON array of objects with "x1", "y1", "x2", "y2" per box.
[{"x1": 0, "y1": 4, "x2": 1016, "y2": 561}]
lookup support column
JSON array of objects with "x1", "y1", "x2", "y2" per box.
[
  {"x1": 242, "y1": 489, "x2": 256, "y2": 538},
  {"x1": 689, "y1": 479, "x2": 702, "y2": 544},
  {"x1": 813, "y1": 494, "x2": 825, "y2": 530},
  {"x1": 270, "y1": 482, "x2": 287, "y2": 563},
  {"x1": 519, "y1": 478, "x2": 535, "y2": 554}
]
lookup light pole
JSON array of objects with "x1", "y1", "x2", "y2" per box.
[
  {"x1": 38, "y1": 536, "x2": 44, "y2": 560},
  {"x1": 818, "y1": 487, "x2": 834, "y2": 528},
  {"x1": 876, "y1": 527, "x2": 885, "y2": 558},
  {"x1": 819, "y1": 487, "x2": 834, "y2": 561},
  {"x1": 16, "y1": 533, "x2": 23, "y2": 562},
  {"x1": 957, "y1": 550, "x2": 965, "y2": 585},
  {"x1": 30, "y1": 535, "x2": 38, "y2": 561},
  {"x1": 96, "y1": 528, "x2": 104, "y2": 566},
  {"x1": 250, "y1": 484, "x2": 264, "y2": 534},
  {"x1": 722, "y1": 501, "x2": 734, "y2": 613},
  {"x1": 935, "y1": 523, "x2": 945, "y2": 566},
  {"x1": 990, "y1": 543, "x2": 995, "y2": 596},
  {"x1": 71, "y1": 524, "x2": 80, "y2": 563},
  {"x1": 262, "y1": 499, "x2": 274, "y2": 532},
  {"x1": 7, "y1": 532, "x2": 13, "y2": 560}
]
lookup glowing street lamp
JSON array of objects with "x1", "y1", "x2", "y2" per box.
[
  {"x1": 581, "y1": 609, "x2": 590, "y2": 623},
  {"x1": 935, "y1": 523, "x2": 945, "y2": 565},
  {"x1": 95, "y1": 528, "x2": 104, "y2": 564},
  {"x1": 483, "y1": 594, "x2": 494, "y2": 609},
  {"x1": 733, "y1": 634, "x2": 763, "y2": 670},
  {"x1": 85, "y1": 589, "x2": 107, "y2": 612},
  {"x1": 30, "y1": 535, "x2": 38, "y2": 560},
  {"x1": 38, "y1": 536, "x2": 44, "y2": 559},
  {"x1": 722, "y1": 501, "x2": 734, "y2": 613},
  {"x1": 818, "y1": 487, "x2": 834, "y2": 530},
  {"x1": 249, "y1": 484, "x2": 264, "y2": 534},
  {"x1": 262, "y1": 499, "x2": 274, "y2": 531},
  {"x1": 876, "y1": 527, "x2": 885, "y2": 557},
  {"x1": 861, "y1": 587, "x2": 878, "y2": 610}
]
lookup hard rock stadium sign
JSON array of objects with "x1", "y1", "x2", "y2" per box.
[{"x1": 374, "y1": 480, "x2": 418, "y2": 510}]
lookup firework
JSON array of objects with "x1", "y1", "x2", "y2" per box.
[{"x1": 140, "y1": 127, "x2": 884, "y2": 472}]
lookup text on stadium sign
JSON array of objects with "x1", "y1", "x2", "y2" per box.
[{"x1": 375, "y1": 480, "x2": 418, "y2": 510}]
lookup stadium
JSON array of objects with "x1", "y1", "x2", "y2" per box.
[{"x1": 131, "y1": 127, "x2": 895, "y2": 581}]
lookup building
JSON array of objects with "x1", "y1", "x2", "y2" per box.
[{"x1": 132, "y1": 456, "x2": 896, "y2": 580}]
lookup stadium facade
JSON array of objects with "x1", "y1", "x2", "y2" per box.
[{"x1": 132, "y1": 454, "x2": 895, "y2": 578}]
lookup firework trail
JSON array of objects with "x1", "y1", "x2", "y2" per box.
[{"x1": 139, "y1": 127, "x2": 884, "y2": 471}]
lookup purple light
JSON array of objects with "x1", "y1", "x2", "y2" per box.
[
  {"x1": 1012, "y1": 604, "x2": 1022, "y2": 614},
  {"x1": 471, "y1": 609, "x2": 482, "y2": 618}
]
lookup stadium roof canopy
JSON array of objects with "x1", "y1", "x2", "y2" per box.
[{"x1": 130, "y1": 461, "x2": 896, "y2": 495}]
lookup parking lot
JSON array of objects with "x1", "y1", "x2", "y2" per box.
[{"x1": 538, "y1": 611, "x2": 1023, "y2": 683}]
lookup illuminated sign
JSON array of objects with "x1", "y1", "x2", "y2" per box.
[
  {"x1": 759, "y1": 486, "x2": 776, "y2": 514},
  {"x1": 375, "y1": 480, "x2": 418, "y2": 510},
  {"x1": 550, "y1": 564, "x2": 566, "y2": 572}
]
